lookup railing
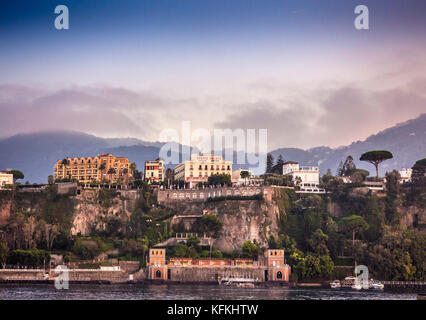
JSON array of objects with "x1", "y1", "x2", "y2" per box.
[
  {"x1": 0, "y1": 269, "x2": 45, "y2": 272},
  {"x1": 299, "y1": 166, "x2": 319, "y2": 171},
  {"x1": 0, "y1": 268, "x2": 122, "y2": 272},
  {"x1": 218, "y1": 277, "x2": 261, "y2": 284},
  {"x1": 382, "y1": 281, "x2": 426, "y2": 286}
]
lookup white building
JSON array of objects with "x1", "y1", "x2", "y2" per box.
[
  {"x1": 0, "y1": 171, "x2": 13, "y2": 188},
  {"x1": 282, "y1": 161, "x2": 323, "y2": 193},
  {"x1": 398, "y1": 168, "x2": 412, "y2": 184}
]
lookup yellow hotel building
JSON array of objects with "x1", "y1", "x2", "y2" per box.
[
  {"x1": 174, "y1": 154, "x2": 232, "y2": 188},
  {"x1": 53, "y1": 153, "x2": 133, "y2": 183},
  {"x1": 144, "y1": 158, "x2": 165, "y2": 184}
]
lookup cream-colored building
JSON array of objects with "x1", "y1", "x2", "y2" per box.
[
  {"x1": 144, "y1": 158, "x2": 164, "y2": 184},
  {"x1": 174, "y1": 154, "x2": 232, "y2": 188},
  {"x1": 0, "y1": 171, "x2": 13, "y2": 187}
]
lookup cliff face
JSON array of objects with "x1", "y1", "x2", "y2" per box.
[
  {"x1": 398, "y1": 205, "x2": 426, "y2": 229},
  {"x1": 71, "y1": 189, "x2": 139, "y2": 235},
  {"x1": 0, "y1": 196, "x2": 11, "y2": 225},
  {"x1": 165, "y1": 188, "x2": 283, "y2": 253},
  {"x1": 0, "y1": 189, "x2": 140, "y2": 237}
]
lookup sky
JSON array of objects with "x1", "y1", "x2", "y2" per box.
[{"x1": 0, "y1": 0, "x2": 425, "y2": 150}]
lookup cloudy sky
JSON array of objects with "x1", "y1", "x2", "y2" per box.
[{"x1": 1, "y1": 0, "x2": 425, "y2": 150}]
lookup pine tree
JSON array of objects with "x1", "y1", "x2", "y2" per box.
[{"x1": 266, "y1": 154, "x2": 274, "y2": 173}]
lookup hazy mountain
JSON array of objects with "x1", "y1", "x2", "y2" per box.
[
  {"x1": 0, "y1": 114, "x2": 424, "y2": 182},
  {"x1": 0, "y1": 131, "x2": 163, "y2": 183},
  {"x1": 270, "y1": 113, "x2": 426, "y2": 176}
]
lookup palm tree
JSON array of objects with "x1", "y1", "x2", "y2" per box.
[
  {"x1": 129, "y1": 162, "x2": 137, "y2": 177},
  {"x1": 166, "y1": 168, "x2": 173, "y2": 188},
  {"x1": 107, "y1": 168, "x2": 116, "y2": 182},
  {"x1": 59, "y1": 158, "x2": 70, "y2": 180},
  {"x1": 123, "y1": 168, "x2": 129, "y2": 186},
  {"x1": 98, "y1": 163, "x2": 106, "y2": 182}
]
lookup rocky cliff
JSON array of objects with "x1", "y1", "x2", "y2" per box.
[
  {"x1": 164, "y1": 188, "x2": 284, "y2": 253},
  {"x1": 71, "y1": 189, "x2": 139, "y2": 235}
]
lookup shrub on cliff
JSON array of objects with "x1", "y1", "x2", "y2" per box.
[
  {"x1": 72, "y1": 238, "x2": 101, "y2": 260},
  {"x1": 196, "y1": 214, "x2": 222, "y2": 238},
  {"x1": 241, "y1": 240, "x2": 260, "y2": 259}
]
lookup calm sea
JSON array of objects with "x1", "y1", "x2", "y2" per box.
[{"x1": 0, "y1": 283, "x2": 420, "y2": 300}]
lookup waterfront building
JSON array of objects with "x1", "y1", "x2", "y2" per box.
[
  {"x1": 144, "y1": 158, "x2": 165, "y2": 184},
  {"x1": 265, "y1": 249, "x2": 291, "y2": 281},
  {"x1": 0, "y1": 171, "x2": 13, "y2": 187},
  {"x1": 173, "y1": 154, "x2": 232, "y2": 188},
  {"x1": 399, "y1": 168, "x2": 412, "y2": 184},
  {"x1": 53, "y1": 153, "x2": 132, "y2": 184},
  {"x1": 146, "y1": 247, "x2": 290, "y2": 282},
  {"x1": 282, "y1": 161, "x2": 321, "y2": 192},
  {"x1": 147, "y1": 249, "x2": 168, "y2": 280}
]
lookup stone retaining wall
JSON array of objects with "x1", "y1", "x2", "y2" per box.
[
  {"x1": 158, "y1": 186, "x2": 267, "y2": 204},
  {"x1": 0, "y1": 270, "x2": 46, "y2": 281}
]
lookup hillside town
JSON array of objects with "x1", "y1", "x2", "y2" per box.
[{"x1": 0, "y1": 148, "x2": 424, "y2": 287}]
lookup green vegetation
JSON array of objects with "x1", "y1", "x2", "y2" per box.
[
  {"x1": 195, "y1": 215, "x2": 223, "y2": 238},
  {"x1": 241, "y1": 240, "x2": 260, "y2": 259},
  {"x1": 7, "y1": 249, "x2": 50, "y2": 268},
  {"x1": 6, "y1": 169, "x2": 24, "y2": 184},
  {"x1": 207, "y1": 174, "x2": 232, "y2": 186},
  {"x1": 262, "y1": 173, "x2": 293, "y2": 186},
  {"x1": 272, "y1": 159, "x2": 425, "y2": 281},
  {"x1": 0, "y1": 241, "x2": 9, "y2": 268}
]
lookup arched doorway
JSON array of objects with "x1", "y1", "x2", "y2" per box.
[
  {"x1": 156, "y1": 270, "x2": 162, "y2": 278},
  {"x1": 277, "y1": 271, "x2": 283, "y2": 279}
]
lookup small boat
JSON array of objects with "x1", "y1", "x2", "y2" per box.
[
  {"x1": 341, "y1": 276, "x2": 357, "y2": 288},
  {"x1": 371, "y1": 281, "x2": 384, "y2": 290},
  {"x1": 330, "y1": 280, "x2": 341, "y2": 289}
]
